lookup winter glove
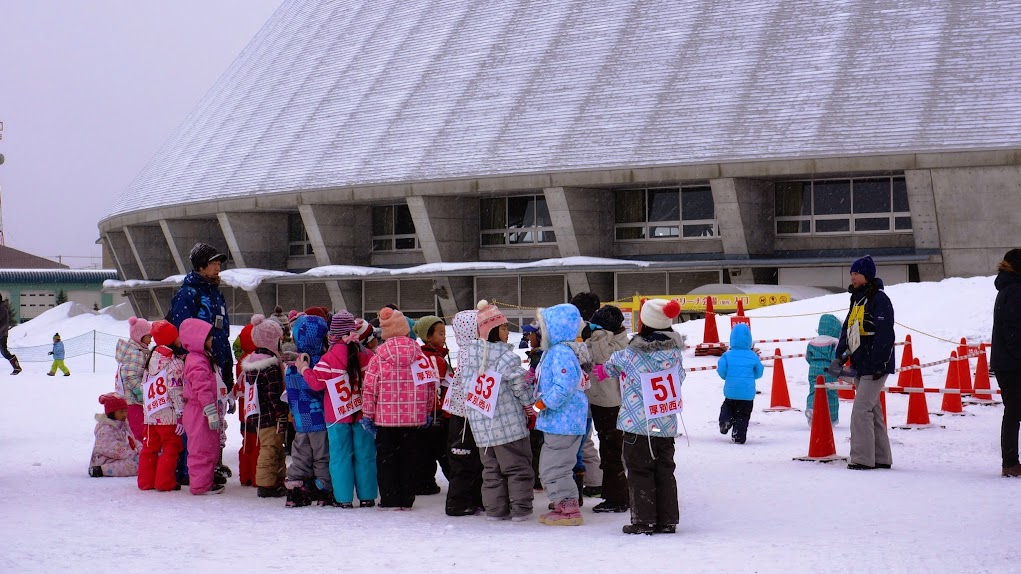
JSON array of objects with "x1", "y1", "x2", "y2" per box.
[
  {"x1": 131, "y1": 387, "x2": 144, "y2": 404},
  {"x1": 532, "y1": 399, "x2": 547, "y2": 413},
  {"x1": 226, "y1": 396, "x2": 237, "y2": 415},
  {"x1": 825, "y1": 359, "x2": 844, "y2": 378},
  {"x1": 419, "y1": 415, "x2": 433, "y2": 429},
  {"x1": 48, "y1": 351, "x2": 53, "y2": 356},
  {"x1": 360, "y1": 417, "x2": 377, "y2": 438},
  {"x1": 593, "y1": 364, "x2": 608, "y2": 382},
  {"x1": 203, "y1": 403, "x2": 220, "y2": 431},
  {"x1": 175, "y1": 419, "x2": 185, "y2": 436}
]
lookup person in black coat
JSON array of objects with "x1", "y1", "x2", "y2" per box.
[
  {"x1": 835, "y1": 255, "x2": 895, "y2": 471},
  {"x1": 0, "y1": 295, "x2": 21, "y2": 375},
  {"x1": 992, "y1": 249, "x2": 1021, "y2": 477}
]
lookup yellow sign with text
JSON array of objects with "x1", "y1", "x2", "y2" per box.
[{"x1": 622, "y1": 293, "x2": 792, "y2": 313}]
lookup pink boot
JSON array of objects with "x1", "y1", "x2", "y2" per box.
[{"x1": 539, "y1": 499, "x2": 583, "y2": 526}]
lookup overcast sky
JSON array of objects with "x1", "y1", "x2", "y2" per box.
[{"x1": 0, "y1": 0, "x2": 282, "y2": 268}]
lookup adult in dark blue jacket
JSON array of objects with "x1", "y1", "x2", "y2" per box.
[
  {"x1": 835, "y1": 255, "x2": 894, "y2": 471},
  {"x1": 167, "y1": 243, "x2": 233, "y2": 389},
  {"x1": 991, "y1": 249, "x2": 1021, "y2": 477}
]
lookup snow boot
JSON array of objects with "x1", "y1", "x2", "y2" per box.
[
  {"x1": 360, "y1": 499, "x2": 376, "y2": 508},
  {"x1": 285, "y1": 481, "x2": 311, "y2": 507},
  {"x1": 200, "y1": 484, "x2": 225, "y2": 495},
  {"x1": 622, "y1": 523, "x2": 655, "y2": 535},
  {"x1": 1002, "y1": 465, "x2": 1021, "y2": 477},
  {"x1": 539, "y1": 499, "x2": 583, "y2": 526},
  {"x1": 257, "y1": 485, "x2": 286, "y2": 498},
  {"x1": 574, "y1": 471, "x2": 585, "y2": 507},
  {"x1": 64, "y1": 371, "x2": 71, "y2": 376},
  {"x1": 47, "y1": 372, "x2": 56, "y2": 376},
  {"x1": 88, "y1": 466, "x2": 104, "y2": 478},
  {"x1": 592, "y1": 500, "x2": 629, "y2": 513},
  {"x1": 654, "y1": 524, "x2": 677, "y2": 534},
  {"x1": 10, "y1": 356, "x2": 22, "y2": 375}
]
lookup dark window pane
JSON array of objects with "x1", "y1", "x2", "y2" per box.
[
  {"x1": 480, "y1": 198, "x2": 506, "y2": 230},
  {"x1": 853, "y1": 179, "x2": 891, "y2": 214},
  {"x1": 372, "y1": 239, "x2": 392, "y2": 251},
  {"x1": 776, "y1": 221, "x2": 800, "y2": 234},
  {"x1": 509, "y1": 230, "x2": 532, "y2": 244},
  {"x1": 534, "y1": 197, "x2": 552, "y2": 227},
  {"x1": 306, "y1": 244, "x2": 315, "y2": 255},
  {"x1": 647, "y1": 189, "x2": 680, "y2": 222},
  {"x1": 681, "y1": 187, "x2": 714, "y2": 220},
  {"x1": 540, "y1": 230, "x2": 557, "y2": 243},
  {"x1": 815, "y1": 219, "x2": 850, "y2": 233},
  {"x1": 895, "y1": 216, "x2": 913, "y2": 230},
  {"x1": 775, "y1": 182, "x2": 812, "y2": 217},
  {"x1": 615, "y1": 227, "x2": 645, "y2": 240},
  {"x1": 649, "y1": 225, "x2": 679, "y2": 238},
  {"x1": 615, "y1": 189, "x2": 645, "y2": 224},
  {"x1": 288, "y1": 213, "x2": 306, "y2": 242},
  {"x1": 854, "y1": 217, "x2": 891, "y2": 232},
  {"x1": 372, "y1": 206, "x2": 393, "y2": 236},
  {"x1": 892, "y1": 178, "x2": 910, "y2": 212},
  {"x1": 813, "y1": 181, "x2": 851, "y2": 215},
  {"x1": 395, "y1": 237, "x2": 416, "y2": 250},
  {"x1": 394, "y1": 204, "x2": 416, "y2": 235},
  {"x1": 481, "y1": 232, "x2": 505, "y2": 246},
  {"x1": 289, "y1": 244, "x2": 306, "y2": 256},
  {"x1": 507, "y1": 196, "x2": 532, "y2": 229},
  {"x1": 682, "y1": 223, "x2": 715, "y2": 237}
]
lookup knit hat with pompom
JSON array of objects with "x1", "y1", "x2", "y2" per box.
[
  {"x1": 129, "y1": 316, "x2": 153, "y2": 345},
  {"x1": 99, "y1": 392, "x2": 128, "y2": 414},
  {"x1": 640, "y1": 298, "x2": 681, "y2": 330},
  {"x1": 476, "y1": 299, "x2": 509, "y2": 339},
  {"x1": 250, "y1": 314, "x2": 283, "y2": 352},
  {"x1": 379, "y1": 307, "x2": 410, "y2": 340}
]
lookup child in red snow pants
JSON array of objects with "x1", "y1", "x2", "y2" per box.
[{"x1": 138, "y1": 425, "x2": 184, "y2": 491}]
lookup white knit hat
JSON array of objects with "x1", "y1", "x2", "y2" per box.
[{"x1": 640, "y1": 298, "x2": 681, "y2": 330}]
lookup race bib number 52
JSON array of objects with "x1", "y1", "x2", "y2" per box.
[{"x1": 640, "y1": 368, "x2": 682, "y2": 419}]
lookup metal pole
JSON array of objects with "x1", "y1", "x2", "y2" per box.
[{"x1": 93, "y1": 330, "x2": 96, "y2": 373}]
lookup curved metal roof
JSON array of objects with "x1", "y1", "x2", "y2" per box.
[{"x1": 106, "y1": 0, "x2": 1021, "y2": 220}]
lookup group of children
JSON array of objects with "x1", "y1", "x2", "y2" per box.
[{"x1": 89, "y1": 295, "x2": 845, "y2": 534}]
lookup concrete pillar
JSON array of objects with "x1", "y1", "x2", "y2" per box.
[
  {"x1": 298, "y1": 204, "x2": 358, "y2": 312},
  {"x1": 544, "y1": 187, "x2": 614, "y2": 296},
  {"x1": 406, "y1": 196, "x2": 479, "y2": 316},
  {"x1": 124, "y1": 225, "x2": 178, "y2": 282},
  {"x1": 103, "y1": 232, "x2": 153, "y2": 319},
  {"x1": 710, "y1": 178, "x2": 774, "y2": 283},
  {"x1": 904, "y1": 170, "x2": 946, "y2": 281},
  {"x1": 218, "y1": 212, "x2": 289, "y2": 316},
  {"x1": 162, "y1": 219, "x2": 227, "y2": 275}
]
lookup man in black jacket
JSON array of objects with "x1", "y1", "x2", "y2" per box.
[
  {"x1": 0, "y1": 295, "x2": 21, "y2": 375},
  {"x1": 835, "y1": 255, "x2": 894, "y2": 471},
  {"x1": 992, "y1": 249, "x2": 1021, "y2": 477}
]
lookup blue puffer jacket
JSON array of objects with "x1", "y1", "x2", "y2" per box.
[
  {"x1": 535, "y1": 304, "x2": 588, "y2": 436},
  {"x1": 284, "y1": 315, "x2": 328, "y2": 433},
  {"x1": 835, "y1": 278, "x2": 896, "y2": 377},
  {"x1": 167, "y1": 272, "x2": 233, "y2": 387},
  {"x1": 52, "y1": 341, "x2": 65, "y2": 361},
  {"x1": 717, "y1": 323, "x2": 764, "y2": 400}
]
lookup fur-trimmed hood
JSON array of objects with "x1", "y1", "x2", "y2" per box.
[
  {"x1": 629, "y1": 331, "x2": 686, "y2": 353},
  {"x1": 241, "y1": 352, "x2": 281, "y2": 373},
  {"x1": 94, "y1": 413, "x2": 122, "y2": 428}
]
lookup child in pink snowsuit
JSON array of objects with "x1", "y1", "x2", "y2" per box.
[
  {"x1": 89, "y1": 393, "x2": 141, "y2": 477},
  {"x1": 181, "y1": 318, "x2": 224, "y2": 495}
]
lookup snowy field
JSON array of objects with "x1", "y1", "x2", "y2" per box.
[{"x1": 1, "y1": 276, "x2": 1018, "y2": 573}]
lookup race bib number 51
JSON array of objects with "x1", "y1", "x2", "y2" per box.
[
  {"x1": 640, "y1": 368, "x2": 682, "y2": 419},
  {"x1": 466, "y1": 370, "x2": 502, "y2": 419}
]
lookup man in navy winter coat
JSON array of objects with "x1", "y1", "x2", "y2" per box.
[
  {"x1": 835, "y1": 255, "x2": 895, "y2": 471},
  {"x1": 992, "y1": 249, "x2": 1021, "y2": 477}
]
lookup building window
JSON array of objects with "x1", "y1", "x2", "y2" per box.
[
  {"x1": 480, "y1": 195, "x2": 557, "y2": 246},
  {"x1": 288, "y1": 213, "x2": 314, "y2": 256},
  {"x1": 775, "y1": 177, "x2": 911, "y2": 235},
  {"x1": 614, "y1": 185, "x2": 718, "y2": 240},
  {"x1": 372, "y1": 204, "x2": 419, "y2": 251}
]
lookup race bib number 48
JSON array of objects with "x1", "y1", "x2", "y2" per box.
[
  {"x1": 466, "y1": 370, "x2": 502, "y2": 419},
  {"x1": 143, "y1": 368, "x2": 170, "y2": 418},
  {"x1": 412, "y1": 356, "x2": 440, "y2": 386},
  {"x1": 326, "y1": 373, "x2": 362, "y2": 419},
  {"x1": 640, "y1": 368, "x2": 682, "y2": 419}
]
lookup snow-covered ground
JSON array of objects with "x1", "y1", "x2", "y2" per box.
[{"x1": 2, "y1": 276, "x2": 1018, "y2": 573}]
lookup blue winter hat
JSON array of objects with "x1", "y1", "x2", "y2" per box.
[{"x1": 850, "y1": 255, "x2": 876, "y2": 280}]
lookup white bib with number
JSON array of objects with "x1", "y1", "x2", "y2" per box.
[
  {"x1": 411, "y1": 355, "x2": 440, "y2": 386},
  {"x1": 847, "y1": 321, "x2": 862, "y2": 354},
  {"x1": 243, "y1": 377, "x2": 260, "y2": 420},
  {"x1": 216, "y1": 371, "x2": 228, "y2": 407},
  {"x1": 114, "y1": 371, "x2": 125, "y2": 397},
  {"x1": 640, "y1": 367, "x2": 682, "y2": 419},
  {"x1": 143, "y1": 367, "x2": 170, "y2": 418},
  {"x1": 325, "y1": 373, "x2": 362, "y2": 419},
  {"x1": 466, "y1": 370, "x2": 502, "y2": 419}
]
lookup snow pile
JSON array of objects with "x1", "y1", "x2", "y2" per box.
[{"x1": 7, "y1": 303, "x2": 132, "y2": 346}]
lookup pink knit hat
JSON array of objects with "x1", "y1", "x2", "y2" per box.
[
  {"x1": 250, "y1": 314, "x2": 283, "y2": 352},
  {"x1": 378, "y1": 307, "x2": 410, "y2": 340},
  {"x1": 128, "y1": 317, "x2": 153, "y2": 345},
  {"x1": 476, "y1": 300, "x2": 508, "y2": 339},
  {"x1": 287, "y1": 309, "x2": 299, "y2": 323},
  {"x1": 328, "y1": 311, "x2": 358, "y2": 344}
]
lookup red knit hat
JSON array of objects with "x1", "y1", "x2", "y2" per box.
[
  {"x1": 238, "y1": 323, "x2": 256, "y2": 354},
  {"x1": 304, "y1": 307, "x2": 328, "y2": 320},
  {"x1": 150, "y1": 320, "x2": 179, "y2": 347},
  {"x1": 99, "y1": 392, "x2": 128, "y2": 414}
]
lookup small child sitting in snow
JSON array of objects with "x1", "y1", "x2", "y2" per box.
[
  {"x1": 717, "y1": 323, "x2": 764, "y2": 444},
  {"x1": 48, "y1": 333, "x2": 70, "y2": 376},
  {"x1": 89, "y1": 393, "x2": 141, "y2": 477}
]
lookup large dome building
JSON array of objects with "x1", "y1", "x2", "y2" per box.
[{"x1": 100, "y1": 0, "x2": 1021, "y2": 322}]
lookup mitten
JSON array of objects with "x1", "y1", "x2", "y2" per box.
[
  {"x1": 48, "y1": 351, "x2": 53, "y2": 356},
  {"x1": 593, "y1": 364, "x2": 608, "y2": 381},
  {"x1": 131, "y1": 387, "x2": 144, "y2": 404},
  {"x1": 203, "y1": 403, "x2": 220, "y2": 431},
  {"x1": 175, "y1": 419, "x2": 185, "y2": 436},
  {"x1": 226, "y1": 396, "x2": 237, "y2": 415},
  {"x1": 360, "y1": 417, "x2": 377, "y2": 437},
  {"x1": 825, "y1": 359, "x2": 844, "y2": 378}
]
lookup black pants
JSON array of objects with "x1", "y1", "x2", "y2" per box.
[
  {"x1": 1000, "y1": 370, "x2": 1021, "y2": 468},
  {"x1": 622, "y1": 432, "x2": 678, "y2": 527},
  {"x1": 529, "y1": 429, "x2": 544, "y2": 489},
  {"x1": 417, "y1": 416, "x2": 450, "y2": 490},
  {"x1": 591, "y1": 404, "x2": 627, "y2": 505},
  {"x1": 0, "y1": 334, "x2": 13, "y2": 361},
  {"x1": 720, "y1": 398, "x2": 754, "y2": 442},
  {"x1": 376, "y1": 427, "x2": 425, "y2": 508},
  {"x1": 445, "y1": 416, "x2": 483, "y2": 514}
]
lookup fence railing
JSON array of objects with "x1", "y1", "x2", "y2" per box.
[{"x1": 10, "y1": 331, "x2": 123, "y2": 372}]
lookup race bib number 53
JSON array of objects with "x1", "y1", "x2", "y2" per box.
[
  {"x1": 640, "y1": 368, "x2": 682, "y2": 419},
  {"x1": 466, "y1": 370, "x2": 502, "y2": 419}
]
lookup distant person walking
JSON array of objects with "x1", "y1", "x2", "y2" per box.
[
  {"x1": 834, "y1": 255, "x2": 895, "y2": 471},
  {"x1": 0, "y1": 294, "x2": 21, "y2": 375},
  {"x1": 992, "y1": 249, "x2": 1021, "y2": 477}
]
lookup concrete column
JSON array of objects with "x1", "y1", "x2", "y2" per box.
[
  {"x1": 710, "y1": 178, "x2": 774, "y2": 283},
  {"x1": 544, "y1": 187, "x2": 614, "y2": 297},
  {"x1": 298, "y1": 205, "x2": 354, "y2": 312},
  {"x1": 124, "y1": 225, "x2": 178, "y2": 282},
  {"x1": 904, "y1": 170, "x2": 946, "y2": 281},
  {"x1": 218, "y1": 212, "x2": 289, "y2": 316},
  {"x1": 162, "y1": 219, "x2": 227, "y2": 275},
  {"x1": 160, "y1": 220, "x2": 187, "y2": 274},
  {"x1": 406, "y1": 196, "x2": 479, "y2": 316},
  {"x1": 103, "y1": 232, "x2": 149, "y2": 318}
]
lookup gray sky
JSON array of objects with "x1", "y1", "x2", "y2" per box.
[{"x1": 0, "y1": 0, "x2": 282, "y2": 268}]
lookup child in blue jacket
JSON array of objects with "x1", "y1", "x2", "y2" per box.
[
  {"x1": 48, "y1": 333, "x2": 70, "y2": 376},
  {"x1": 717, "y1": 323, "x2": 764, "y2": 444},
  {"x1": 285, "y1": 315, "x2": 331, "y2": 507}
]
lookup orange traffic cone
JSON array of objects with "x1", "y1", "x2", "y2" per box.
[
  {"x1": 763, "y1": 348, "x2": 796, "y2": 412},
  {"x1": 956, "y1": 338, "x2": 974, "y2": 395},
  {"x1": 838, "y1": 357, "x2": 856, "y2": 401},
  {"x1": 892, "y1": 360, "x2": 943, "y2": 429},
  {"x1": 897, "y1": 335, "x2": 914, "y2": 387},
  {"x1": 731, "y1": 300, "x2": 751, "y2": 330},
  {"x1": 913, "y1": 357, "x2": 924, "y2": 389},
  {"x1": 695, "y1": 297, "x2": 726, "y2": 356},
  {"x1": 794, "y1": 376, "x2": 847, "y2": 462},
  {"x1": 936, "y1": 351, "x2": 965, "y2": 416},
  {"x1": 969, "y1": 343, "x2": 996, "y2": 404}
]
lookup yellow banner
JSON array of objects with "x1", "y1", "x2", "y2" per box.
[{"x1": 625, "y1": 293, "x2": 792, "y2": 313}]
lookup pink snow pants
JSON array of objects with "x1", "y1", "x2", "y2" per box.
[
  {"x1": 184, "y1": 402, "x2": 220, "y2": 494},
  {"x1": 127, "y1": 404, "x2": 145, "y2": 441}
]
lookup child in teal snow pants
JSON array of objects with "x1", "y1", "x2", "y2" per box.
[{"x1": 806, "y1": 314, "x2": 842, "y2": 425}]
